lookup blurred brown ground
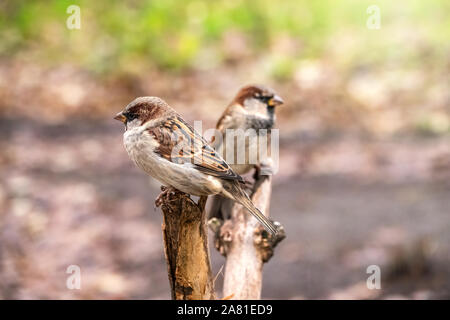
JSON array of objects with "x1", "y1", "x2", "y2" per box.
[{"x1": 0, "y1": 57, "x2": 449, "y2": 299}]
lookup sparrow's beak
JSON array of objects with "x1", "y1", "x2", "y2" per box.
[
  {"x1": 114, "y1": 111, "x2": 127, "y2": 123},
  {"x1": 268, "y1": 95, "x2": 284, "y2": 107}
]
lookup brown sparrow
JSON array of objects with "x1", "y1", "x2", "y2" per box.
[
  {"x1": 114, "y1": 96, "x2": 278, "y2": 235},
  {"x1": 211, "y1": 84, "x2": 283, "y2": 175},
  {"x1": 209, "y1": 85, "x2": 283, "y2": 221}
]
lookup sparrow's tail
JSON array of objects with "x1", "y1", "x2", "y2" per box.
[{"x1": 223, "y1": 181, "x2": 278, "y2": 236}]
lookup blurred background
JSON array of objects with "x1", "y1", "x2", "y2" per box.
[{"x1": 0, "y1": 0, "x2": 449, "y2": 299}]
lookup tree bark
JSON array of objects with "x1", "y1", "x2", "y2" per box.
[
  {"x1": 211, "y1": 175, "x2": 286, "y2": 299},
  {"x1": 157, "y1": 187, "x2": 215, "y2": 300}
]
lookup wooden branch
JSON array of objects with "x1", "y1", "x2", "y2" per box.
[
  {"x1": 156, "y1": 186, "x2": 215, "y2": 300},
  {"x1": 210, "y1": 175, "x2": 286, "y2": 299}
]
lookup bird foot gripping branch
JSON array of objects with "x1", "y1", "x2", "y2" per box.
[
  {"x1": 156, "y1": 186, "x2": 208, "y2": 212},
  {"x1": 155, "y1": 186, "x2": 183, "y2": 207}
]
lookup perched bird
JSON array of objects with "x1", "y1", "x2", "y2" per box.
[
  {"x1": 114, "y1": 96, "x2": 278, "y2": 235},
  {"x1": 209, "y1": 85, "x2": 283, "y2": 221}
]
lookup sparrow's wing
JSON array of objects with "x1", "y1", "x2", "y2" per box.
[{"x1": 148, "y1": 115, "x2": 244, "y2": 182}]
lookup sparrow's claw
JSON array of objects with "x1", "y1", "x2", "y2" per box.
[
  {"x1": 155, "y1": 189, "x2": 166, "y2": 207},
  {"x1": 155, "y1": 186, "x2": 181, "y2": 207}
]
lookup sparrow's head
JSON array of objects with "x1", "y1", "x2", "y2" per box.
[
  {"x1": 114, "y1": 96, "x2": 168, "y2": 129},
  {"x1": 234, "y1": 85, "x2": 284, "y2": 110}
]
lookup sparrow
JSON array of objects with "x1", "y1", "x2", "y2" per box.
[
  {"x1": 209, "y1": 85, "x2": 283, "y2": 222},
  {"x1": 114, "y1": 96, "x2": 278, "y2": 235},
  {"x1": 211, "y1": 84, "x2": 283, "y2": 175}
]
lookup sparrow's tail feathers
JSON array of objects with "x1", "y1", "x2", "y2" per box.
[
  {"x1": 238, "y1": 195, "x2": 278, "y2": 236},
  {"x1": 225, "y1": 182, "x2": 278, "y2": 236}
]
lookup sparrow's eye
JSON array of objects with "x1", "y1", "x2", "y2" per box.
[
  {"x1": 124, "y1": 112, "x2": 138, "y2": 121},
  {"x1": 257, "y1": 95, "x2": 272, "y2": 103}
]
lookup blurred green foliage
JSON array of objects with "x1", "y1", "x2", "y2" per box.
[{"x1": 1, "y1": 0, "x2": 449, "y2": 74}]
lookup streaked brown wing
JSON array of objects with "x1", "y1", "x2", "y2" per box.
[{"x1": 147, "y1": 115, "x2": 243, "y2": 182}]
